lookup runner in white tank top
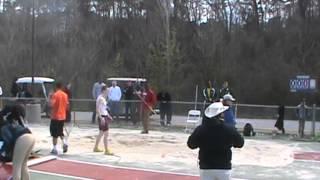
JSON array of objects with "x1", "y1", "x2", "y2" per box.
[
  {"x1": 93, "y1": 86, "x2": 114, "y2": 155},
  {"x1": 96, "y1": 94, "x2": 109, "y2": 117}
]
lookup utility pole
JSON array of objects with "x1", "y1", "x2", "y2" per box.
[
  {"x1": 163, "y1": 0, "x2": 170, "y2": 86},
  {"x1": 31, "y1": 0, "x2": 35, "y2": 95}
]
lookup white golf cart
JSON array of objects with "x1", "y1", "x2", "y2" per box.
[{"x1": 16, "y1": 77, "x2": 55, "y2": 116}]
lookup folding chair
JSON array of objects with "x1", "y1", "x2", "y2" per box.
[{"x1": 185, "y1": 110, "x2": 201, "y2": 133}]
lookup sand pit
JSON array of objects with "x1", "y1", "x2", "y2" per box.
[
  {"x1": 233, "y1": 139, "x2": 295, "y2": 167},
  {"x1": 29, "y1": 124, "x2": 296, "y2": 172}
]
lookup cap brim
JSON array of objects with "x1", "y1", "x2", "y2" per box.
[
  {"x1": 204, "y1": 103, "x2": 229, "y2": 118},
  {"x1": 225, "y1": 97, "x2": 236, "y2": 101}
]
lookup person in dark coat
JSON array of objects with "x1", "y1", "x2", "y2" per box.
[
  {"x1": 187, "y1": 102, "x2": 244, "y2": 180},
  {"x1": 10, "y1": 77, "x2": 20, "y2": 97},
  {"x1": 219, "y1": 81, "x2": 234, "y2": 99},
  {"x1": 274, "y1": 105, "x2": 285, "y2": 134},
  {"x1": 123, "y1": 81, "x2": 134, "y2": 122},
  {"x1": 157, "y1": 90, "x2": 172, "y2": 126}
]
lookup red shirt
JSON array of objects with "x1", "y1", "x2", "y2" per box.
[
  {"x1": 143, "y1": 89, "x2": 157, "y2": 110},
  {"x1": 50, "y1": 89, "x2": 69, "y2": 120}
]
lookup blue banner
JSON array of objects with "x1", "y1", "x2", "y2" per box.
[{"x1": 289, "y1": 76, "x2": 317, "y2": 92}]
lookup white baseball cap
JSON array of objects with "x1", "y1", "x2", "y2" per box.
[
  {"x1": 223, "y1": 94, "x2": 236, "y2": 101},
  {"x1": 204, "y1": 102, "x2": 229, "y2": 118}
]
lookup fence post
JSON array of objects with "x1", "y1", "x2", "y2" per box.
[
  {"x1": 312, "y1": 104, "x2": 316, "y2": 137},
  {"x1": 235, "y1": 103, "x2": 238, "y2": 120},
  {"x1": 194, "y1": 85, "x2": 198, "y2": 110}
]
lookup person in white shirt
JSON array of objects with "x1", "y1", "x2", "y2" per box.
[
  {"x1": 108, "y1": 81, "x2": 122, "y2": 121},
  {"x1": 91, "y1": 80, "x2": 106, "y2": 123},
  {"x1": 93, "y1": 86, "x2": 113, "y2": 155}
]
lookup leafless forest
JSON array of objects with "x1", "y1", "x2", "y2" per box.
[{"x1": 0, "y1": 0, "x2": 319, "y2": 105}]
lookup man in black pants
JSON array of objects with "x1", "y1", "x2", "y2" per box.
[
  {"x1": 157, "y1": 91, "x2": 172, "y2": 126},
  {"x1": 123, "y1": 81, "x2": 134, "y2": 123}
]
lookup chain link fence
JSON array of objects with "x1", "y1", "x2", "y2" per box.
[{"x1": 1, "y1": 97, "x2": 319, "y2": 135}]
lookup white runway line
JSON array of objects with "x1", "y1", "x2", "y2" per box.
[{"x1": 30, "y1": 169, "x2": 93, "y2": 180}]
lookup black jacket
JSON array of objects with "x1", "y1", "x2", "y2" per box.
[
  {"x1": 123, "y1": 85, "x2": 134, "y2": 100},
  {"x1": 187, "y1": 117, "x2": 244, "y2": 169},
  {"x1": 0, "y1": 104, "x2": 31, "y2": 162},
  {"x1": 157, "y1": 91, "x2": 172, "y2": 109}
]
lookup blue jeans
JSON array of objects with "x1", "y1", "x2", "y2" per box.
[{"x1": 109, "y1": 101, "x2": 120, "y2": 120}]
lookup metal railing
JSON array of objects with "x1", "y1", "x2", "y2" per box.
[
  {"x1": 1, "y1": 97, "x2": 319, "y2": 120},
  {"x1": 0, "y1": 97, "x2": 319, "y2": 135}
]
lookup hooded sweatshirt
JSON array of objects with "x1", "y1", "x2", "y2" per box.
[{"x1": 187, "y1": 116, "x2": 244, "y2": 169}]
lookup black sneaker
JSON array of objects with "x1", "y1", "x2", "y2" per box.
[{"x1": 63, "y1": 144, "x2": 68, "y2": 153}]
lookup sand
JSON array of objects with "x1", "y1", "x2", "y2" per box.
[{"x1": 28, "y1": 122, "x2": 296, "y2": 173}]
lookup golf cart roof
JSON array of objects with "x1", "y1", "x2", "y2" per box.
[
  {"x1": 16, "y1": 77, "x2": 55, "y2": 84},
  {"x1": 107, "y1": 77, "x2": 147, "y2": 82}
]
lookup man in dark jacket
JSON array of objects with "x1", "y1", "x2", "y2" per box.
[
  {"x1": 274, "y1": 105, "x2": 285, "y2": 134},
  {"x1": 219, "y1": 81, "x2": 234, "y2": 99},
  {"x1": 123, "y1": 81, "x2": 134, "y2": 122},
  {"x1": 187, "y1": 102, "x2": 244, "y2": 180},
  {"x1": 157, "y1": 90, "x2": 172, "y2": 126}
]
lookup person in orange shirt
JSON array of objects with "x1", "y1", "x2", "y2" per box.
[{"x1": 50, "y1": 82, "x2": 69, "y2": 155}]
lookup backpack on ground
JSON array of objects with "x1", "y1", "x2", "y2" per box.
[{"x1": 243, "y1": 123, "x2": 256, "y2": 136}]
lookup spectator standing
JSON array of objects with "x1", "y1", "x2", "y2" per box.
[
  {"x1": 92, "y1": 80, "x2": 105, "y2": 123},
  {"x1": 203, "y1": 80, "x2": 216, "y2": 108},
  {"x1": 222, "y1": 94, "x2": 236, "y2": 128},
  {"x1": 93, "y1": 86, "x2": 114, "y2": 155},
  {"x1": 49, "y1": 82, "x2": 69, "y2": 155},
  {"x1": 187, "y1": 102, "x2": 244, "y2": 180},
  {"x1": 219, "y1": 81, "x2": 234, "y2": 99},
  {"x1": 296, "y1": 98, "x2": 309, "y2": 138},
  {"x1": 108, "y1": 81, "x2": 122, "y2": 121},
  {"x1": 123, "y1": 81, "x2": 134, "y2": 122},
  {"x1": 274, "y1": 105, "x2": 285, "y2": 134},
  {"x1": 10, "y1": 77, "x2": 20, "y2": 97},
  {"x1": 140, "y1": 84, "x2": 156, "y2": 134},
  {"x1": 157, "y1": 90, "x2": 172, "y2": 126},
  {"x1": 132, "y1": 82, "x2": 143, "y2": 125}
]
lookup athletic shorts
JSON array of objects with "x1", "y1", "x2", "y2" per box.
[
  {"x1": 50, "y1": 120, "x2": 65, "y2": 138},
  {"x1": 98, "y1": 116, "x2": 110, "y2": 131}
]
